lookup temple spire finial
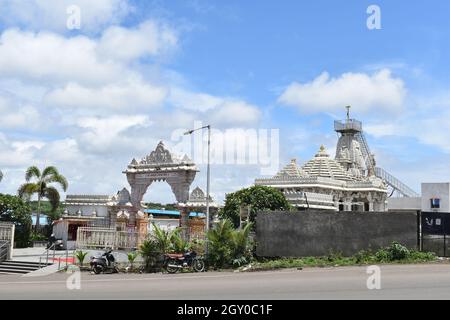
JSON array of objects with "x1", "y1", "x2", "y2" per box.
[{"x1": 346, "y1": 105, "x2": 351, "y2": 121}]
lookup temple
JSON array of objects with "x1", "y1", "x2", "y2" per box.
[
  {"x1": 53, "y1": 142, "x2": 217, "y2": 249},
  {"x1": 255, "y1": 108, "x2": 402, "y2": 212}
]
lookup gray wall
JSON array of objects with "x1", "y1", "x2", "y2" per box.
[{"x1": 256, "y1": 210, "x2": 418, "y2": 257}]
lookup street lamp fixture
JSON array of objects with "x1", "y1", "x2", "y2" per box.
[{"x1": 184, "y1": 125, "x2": 211, "y2": 253}]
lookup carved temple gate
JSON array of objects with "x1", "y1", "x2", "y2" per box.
[{"x1": 123, "y1": 141, "x2": 198, "y2": 239}]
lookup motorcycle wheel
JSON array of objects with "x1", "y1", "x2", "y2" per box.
[
  {"x1": 192, "y1": 258, "x2": 205, "y2": 272},
  {"x1": 166, "y1": 259, "x2": 179, "y2": 274},
  {"x1": 93, "y1": 265, "x2": 103, "y2": 274}
]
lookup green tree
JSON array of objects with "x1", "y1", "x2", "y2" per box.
[
  {"x1": 29, "y1": 201, "x2": 65, "y2": 234},
  {"x1": 220, "y1": 185, "x2": 291, "y2": 227},
  {"x1": 18, "y1": 166, "x2": 68, "y2": 230},
  {"x1": 0, "y1": 194, "x2": 32, "y2": 247}
]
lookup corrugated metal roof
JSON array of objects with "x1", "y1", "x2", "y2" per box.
[{"x1": 144, "y1": 209, "x2": 205, "y2": 218}]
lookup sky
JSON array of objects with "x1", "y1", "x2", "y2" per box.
[{"x1": 0, "y1": 0, "x2": 450, "y2": 204}]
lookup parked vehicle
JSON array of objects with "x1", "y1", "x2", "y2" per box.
[
  {"x1": 47, "y1": 234, "x2": 64, "y2": 250},
  {"x1": 90, "y1": 249, "x2": 119, "y2": 274},
  {"x1": 164, "y1": 251, "x2": 205, "y2": 273}
]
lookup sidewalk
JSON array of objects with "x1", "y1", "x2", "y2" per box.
[{"x1": 12, "y1": 247, "x2": 71, "y2": 263}]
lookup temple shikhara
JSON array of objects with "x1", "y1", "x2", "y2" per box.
[{"x1": 255, "y1": 107, "x2": 418, "y2": 212}]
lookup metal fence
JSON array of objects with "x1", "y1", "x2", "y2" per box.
[
  {"x1": 0, "y1": 223, "x2": 14, "y2": 241},
  {"x1": 76, "y1": 227, "x2": 147, "y2": 250},
  {"x1": 0, "y1": 223, "x2": 14, "y2": 260},
  {"x1": 421, "y1": 235, "x2": 450, "y2": 257}
]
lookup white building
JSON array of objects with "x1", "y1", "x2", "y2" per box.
[{"x1": 388, "y1": 183, "x2": 450, "y2": 213}]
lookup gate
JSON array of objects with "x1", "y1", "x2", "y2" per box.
[{"x1": 420, "y1": 211, "x2": 450, "y2": 257}]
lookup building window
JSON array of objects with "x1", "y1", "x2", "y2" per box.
[{"x1": 430, "y1": 198, "x2": 440, "y2": 209}]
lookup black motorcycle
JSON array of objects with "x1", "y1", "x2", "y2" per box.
[
  {"x1": 90, "y1": 249, "x2": 119, "y2": 274},
  {"x1": 47, "y1": 234, "x2": 64, "y2": 250},
  {"x1": 164, "y1": 251, "x2": 205, "y2": 274}
]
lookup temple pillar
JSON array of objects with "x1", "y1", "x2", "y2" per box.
[
  {"x1": 344, "y1": 197, "x2": 352, "y2": 211},
  {"x1": 178, "y1": 206, "x2": 190, "y2": 241},
  {"x1": 109, "y1": 208, "x2": 117, "y2": 229}
]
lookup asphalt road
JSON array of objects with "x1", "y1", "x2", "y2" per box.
[{"x1": 1, "y1": 264, "x2": 450, "y2": 300}]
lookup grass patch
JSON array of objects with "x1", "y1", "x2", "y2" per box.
[{"x1": 247, "y1": 242, "x2": 438, "y2": 272}]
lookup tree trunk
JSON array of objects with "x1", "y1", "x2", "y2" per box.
[{"x1": 36, "y1": 194, "x2": 42, "y2": 231}]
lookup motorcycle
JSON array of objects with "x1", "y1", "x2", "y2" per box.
[
  {"x1": 164, "y1": 251, "x2": 205, "y2": 274},
  {"x1": 47, "y1": 234, "x2": 64, "y2": 250},
  {"x1": 90, "y1": 249, "x2": 119, "y2": 274}
]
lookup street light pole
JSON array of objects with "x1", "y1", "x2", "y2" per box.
[
  {"x1": 206, "y1": 125, "x2": 211, "y2": 235},
  {"x1": 184, "y1": 125, "x2": 211, "y2": 254}
]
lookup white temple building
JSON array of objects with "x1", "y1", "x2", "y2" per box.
[
  {"x1": 254, "y1": 108, "x2": 417, "y2": 212},
  {"x1": 255, "y1": 146, "x2": 388, "y2": 211}
]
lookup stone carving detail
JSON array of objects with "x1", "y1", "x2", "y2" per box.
[
  {"x1": 140, "y1": 141, "x2": 173, "y2": 165},
  {"x1": 190, "y1": 186, "x2": 205, "y2": 201}
]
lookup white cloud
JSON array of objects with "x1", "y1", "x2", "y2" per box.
[
  {"x1": 169, "y1": 89, "x2": 261, "y2": 126},
  {"x1": 278, "y1": 69, "x2": 406, "y2": 113},
  {"x1": 73, "y1": 115, "x2": 157, "y2": 156},
  {"x1": 44, "y1": 80, "x2": 168, "y2": 111},
  {"x1": 0, "y1": 22, "x2": 178, "y2": 87},
  {"x1": 0, "y1": 29, "x2": 124, "y2": 86},
  {"x1": 211, "y1": 101, "x2": 261, "y2": 126},
  {"x1": 97, "y1": 21, "x2": 178, "y2": 62},
  {"x1": 169, "y1": 88, "x2": 223, "y2": 111},
  {"x1": 0, "y1": 94, "x2": 42, "y2": 130},
  {"x1": 0, "y1": 0, "x2": 131, "y2": 33}
]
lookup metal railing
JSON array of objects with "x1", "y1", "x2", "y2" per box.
[
  {"x1": 334, "y1": 119, "x2": 362, "y2": 132},
  {"x1": 375, "y1": 167, "x2": 419, "y2": 197},
  {"x1": 0, "y1": 241, "x2": 9, "y2": 263},
  {"x1": 0, "y1": 223, "x2": 14, "y2": 242},
  {"x1": 76, "y1": 227, "x2": 147, "y2": 250},
  {"x1": 38, "y1": 243, "x2": 74, "y2": 271}
]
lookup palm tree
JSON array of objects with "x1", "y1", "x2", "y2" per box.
[
  {"x1": 18, "y1": 166, "x2": 68, "y2": 230},
  {"x1": 0, "y1": 170, "x2": 3, "y2": 182}
]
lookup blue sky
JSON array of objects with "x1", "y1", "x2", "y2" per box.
[{"x1": 0, "y1": 0, "x2": 449, "y2": 202}]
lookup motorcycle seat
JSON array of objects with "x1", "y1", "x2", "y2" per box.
[{"x1": 167, "y1": 253, "x2": 184, "y2": 259}]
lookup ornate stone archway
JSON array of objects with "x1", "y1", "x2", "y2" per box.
[{"x1": 123, "y1": 141, "x2": 198, "y2": 236}]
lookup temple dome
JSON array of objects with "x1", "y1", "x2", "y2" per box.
[
  {"x1": 301, "y1": 146, "x2": 355, "y2": 181},
  {"x1": 275, "y1": 158, "x2": 309, "y2": 178}
]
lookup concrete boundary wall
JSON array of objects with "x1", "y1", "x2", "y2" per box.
[{"x1": 256, "y1": 210, "x2": 418, "y2": 257}]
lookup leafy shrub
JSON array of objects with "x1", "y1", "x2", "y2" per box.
[
  {"x1": 207, "y1": 219, "x2": 234, "y2": 269},
  {"x1": 139, "y1": 238, "x2": 161, "y2": 272},
  {"x1": 170, "y1": 229, "x2": 191, "y2": 253},
  {"x1": 127, "y1": 251, "x2": 139, "y2": 269},
  {"x1": 75, "y1": 250, "x2": 88, "y2": 267},
  {"x1": 375, "y1": 249, "x2": 391, "y2": 262},
  {"x1": 387, "y1": 241, "x2": 410, "y2": 260},
  {"x1": 206, "y1": 219, "x2": 254, "y2": 269},
  {"x1": 30, "y1": 232, "x2": 47, "y2": 241}
]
